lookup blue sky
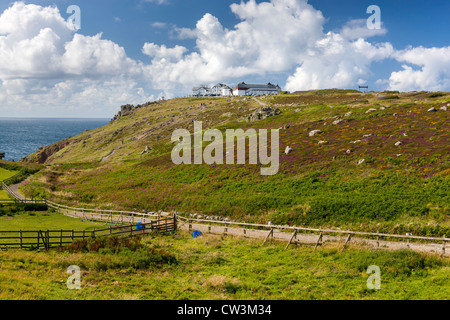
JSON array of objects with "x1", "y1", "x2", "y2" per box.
[{"x1": 0, "y1": 0, "x2": 449, "y2": 117}]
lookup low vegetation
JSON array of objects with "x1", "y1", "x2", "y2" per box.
[
  {"x1": 17, "y1": 90, "x2": 449, "y2": 237},
  {"x1": 0, "y1": 232, "x2": 448, "y2": 300}
]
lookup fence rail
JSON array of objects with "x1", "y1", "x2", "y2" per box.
[
  {"x1": 0, "y1": 216, "x2": 177, "y2": 250},
  {"x1": 179, "y1": 216, "x2": 449, "y2": 255},
  {"x1": 1, "y1": 166, "x2": 448, "y2": 255},
  {"x1": 46, "y1": 200, "x2": 162, "y2": 225},
  {"x1": 1, "y1": 182, "x2": 46, "y2": 205}
]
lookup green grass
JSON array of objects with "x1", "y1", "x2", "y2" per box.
[
  {"x1": 0, "y1": 211, "x2": 106, "y2": 231},
  {"x1": 0, "y1": 191, "x2": 10, "y2": 200},
  {"x1": 0, "y1": 232, "x2": 448, "y2": 300},
  {"x1": 0, "y1": 167, "x2": 18, "y2": 182}
]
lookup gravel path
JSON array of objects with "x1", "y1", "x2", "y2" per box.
[
  {"x1": 179, "y1": 221, "x2": 449, "y2": 257},
  {"x1": 8, "y1": 182, "x2": 26, "y2": 200}
]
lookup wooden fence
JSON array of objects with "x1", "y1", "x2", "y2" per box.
[
  {"x1": 46, "y1": 200, "x2": 162, "y2": 224},
  {"x1": 1, "y1": 182, "x2": 46, "y2": 205},
  {"x1": 1, "y1": 167, "x2": 448, "y2": 256},
  {"x1": 0, "y1": 216, "x2": 177, "y2": 250},
  {"x1": 179, "y1": 216, "x2": 449, "y2": 256}
]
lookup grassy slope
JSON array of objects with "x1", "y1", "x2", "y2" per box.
[
  {"x1": 0, "y1": 212, "x2": 105, "y2": 231},
  {"x1": 0, "y1": 232, "x2": 448, "y2": 300},
  {"x1": 21, "y1": 90, "x2": 450, "y2": 236},
  {"x1": 0, "y1": 167, "x2": 19, "y2": 200}
]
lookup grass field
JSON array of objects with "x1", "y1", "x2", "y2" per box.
[
  {"x1": 0, "y1": 167, "x2": 18, "y2": 182},
  {"x1": 0, "y1": 167, "x2": 18, "y2": 200},
  {"x1": 0, "y1": 231, "x2": 448, "y2": 300},
  {"x1": 0, "y1": 211, "x2": 106, "y2": 231},
  {"x1": 0, "y1": 191, "x2": 9, "y2": 200}
]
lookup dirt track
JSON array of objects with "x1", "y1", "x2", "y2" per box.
[{"x1": 178, "y1": 220, "x2": 449, "y2": 257}]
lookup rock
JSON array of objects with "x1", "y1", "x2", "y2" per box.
[
  {"x1": 366, "y1": 108, "x2": 377, "y2": 114},
  {"x1": 344, "y1": 112, "x2": 352, "y2": 117},
  {"x1": 285, "y1": 146, "x2": 293, "y2": 155},
  {"x1": 346, "y1": 149, "x2": 352, "y2": 155},
  {"x1": 318, "y1": 141, "x2": 327, "y2": 145},
  {"x1": 427, "y1": 107, "x2": 437, "y2": 112},
  {"x1": 395, "y1": 141, "x2": 403, "y2": 147},
  {"x1": 247, "y1": 107, "x2": 281, "y2": 121},
  {"x1": 351, "y1": 140, "x2": 362, "y2": 144},
  {"x1": 332, "y1": 119, "x2": 344, "y2": 125},
  {"x1": 440, "y1": 106, "x2": 447, "y2": 111},
  {"x1": 309, "y1": 130, "x2": 323, "y2": 137},
  {"x1": 363, "y1": 134, "x2": 373, "y2": 138},
  {"x1": 357, "y1": 159, "x2": 365, "y2": 165},
  {"x1": 141, "y1": 146, "x2": 152, "y2": 155}
]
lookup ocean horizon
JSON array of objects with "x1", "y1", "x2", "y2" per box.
[{"x1": 0, "y1": 117, "x2": 110, "y2": 162}]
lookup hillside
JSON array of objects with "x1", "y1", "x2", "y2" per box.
[{"x1": 20, "y1": 90, "x2": 450, "y2": 236}]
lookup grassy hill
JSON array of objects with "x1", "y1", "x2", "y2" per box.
[{"x1": 19, "y1": 90, "x2": 450, "y2": 236}]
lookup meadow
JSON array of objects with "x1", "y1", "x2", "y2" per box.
[{"x1": 0, "y1": 231, "x2": 448, "y2": 300}]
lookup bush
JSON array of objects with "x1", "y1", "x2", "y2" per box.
[
  {"x1": 349, "y1": 250, "x2": 443, "y2": 277},
  {"x1": 57, "y1": 236, "x2": 178, "y2": 270},
  {"x1": 428, "y1": 92, "x2": 446, "y2": 98}
]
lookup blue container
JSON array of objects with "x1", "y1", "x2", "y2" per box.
[
  {"x1": 193, "y1": 230, "x2": 202, "y2": 238},
  {"x1": 136, "y1": 222, "x2": 143, "y2": 230}
]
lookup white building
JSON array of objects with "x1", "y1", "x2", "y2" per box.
[
  {"x1": 192, "y1": 82, "x2": 281, "y2": 97},
  {"x1": 233, "y1": 82, "x2": 282, "y2": 96},
  {"x1": 192, "y1": 83, "x2": 233, "y2": 97}
]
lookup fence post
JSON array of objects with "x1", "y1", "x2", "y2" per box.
[
  {"x1": 19, "y1": 230, "x2": 22, "y2": 249},
  {"x1": 314, "y1": 229, "x2": 323, "y2": 251},
  {"x1": 263, "y1": 228, "x2": 274, "y2": 245},
  {"x1": 342, "y1": 233, "x2": 352, "y2": 251},
  {"x1": 443, "y1": 235, "x2": 446, "y2": 256},
  {"x1": 376, "y1": 230, "x2": 380, "y2": 248},
  {"x1": 46, "y1": 230, "x2": 50, "y2": 249},
  {"x1": 286, "y1": 230, "x2": 297, "y2": 250}
]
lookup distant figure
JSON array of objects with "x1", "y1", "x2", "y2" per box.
[{"x1": 0, "y1": 152, "x2": 5, "y2": 160}]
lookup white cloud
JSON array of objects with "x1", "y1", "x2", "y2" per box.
[
  {"x1": 388, "y1": 46, "x2": 450, "y2": 91},
  {"x1": 339, "y1": 19, "x2": 387, "y2": 40},
  {"x1": 142, "y1": 43, "x2": 188, "y2": 62},
  {"x1": 141, "y1": 0, "x2": 170, "y2": 5},
  {"x1": 1, "y1": 0, "x2": 450, "y2": 118},
  {"x1": 0, "y1": 2, "x2": 151, "y2": 117}
]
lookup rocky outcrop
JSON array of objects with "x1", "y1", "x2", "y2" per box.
[
  {"x1": 21, "y1": 140, "x2": 72, "y2": 164},
  {"x1": 247, "y1": 107, "x2": 281, "y2": 122},
  {"x1": 110, "y1": 101, "x2": 159, "y2": 123}
]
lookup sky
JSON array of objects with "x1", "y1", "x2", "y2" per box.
[{"x1": 0, "y1": 0, "x2": 449, "y2": 118}]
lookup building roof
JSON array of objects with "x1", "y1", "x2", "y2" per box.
[{"x1": 236, "y1": 82, "x2": 281, "y2": 90}]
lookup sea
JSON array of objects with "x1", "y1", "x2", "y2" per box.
[{"x1": 0, "y1": 118, "x2": 110, "y2": 162}]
